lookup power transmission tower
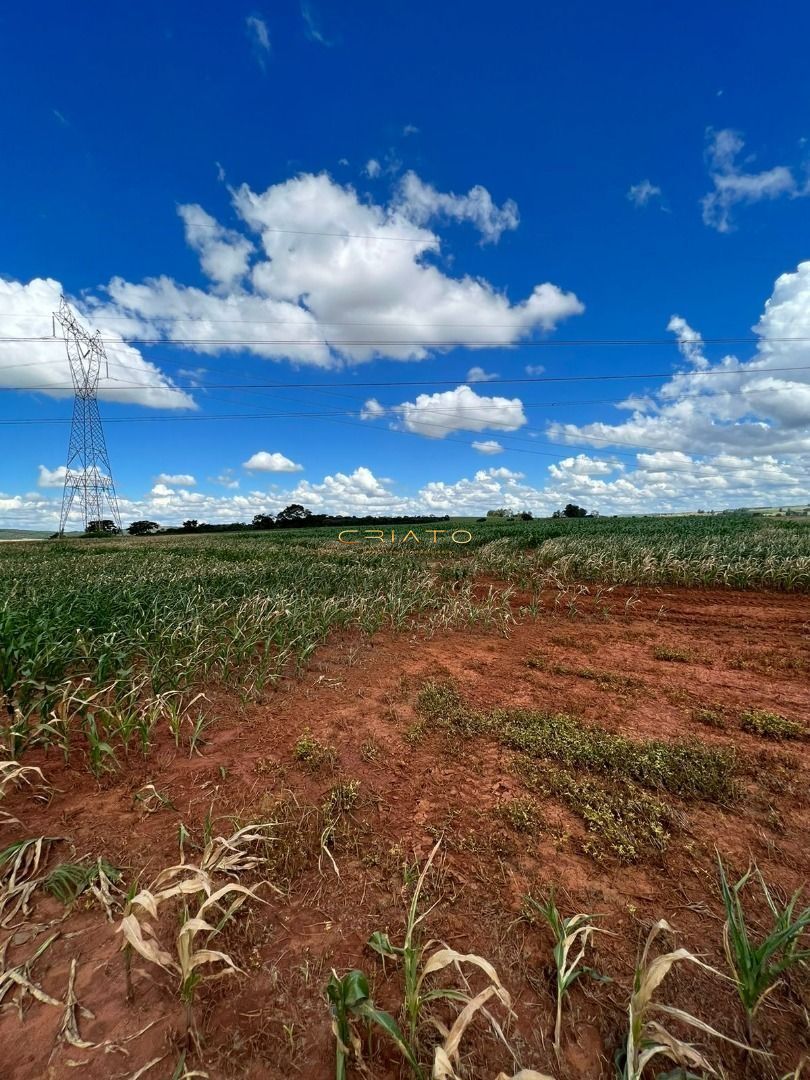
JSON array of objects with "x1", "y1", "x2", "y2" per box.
[{"x1": 56, "y1": 297, "x2": 122, "y2": 536}]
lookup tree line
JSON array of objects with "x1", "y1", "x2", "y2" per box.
[{"x1": 77, "y1": 501, "x2": 593, "y2": 537}]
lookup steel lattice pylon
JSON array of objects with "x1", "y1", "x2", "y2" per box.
[{"x1": 56, "y1": 297, "x2": 122, "y2": 536}]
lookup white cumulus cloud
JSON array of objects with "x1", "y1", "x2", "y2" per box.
[
  {"x1": 395, "y1": 170, "x2": 519, "y2": 243},
  {"x1": 37, "y1": 465, "x2": 67, "y2": 488},
  {"x1": 0, "y1": 277, "x2": 195, "y2": 410},
  {"x1": 155, "y1": 473, "x2": 196, "y2": 486},
  {"x1": 394, "y1": 384, "x2": 527, "y2": 439},
  {"x1": 360, "y1": 398, "x2": 387, "y2": 420},
  {"x1": 82, "y1": 171, "x2": 582, "y2": 368},
  {"x1": 471, "y1": 440, "x2": 504, "y2": 455},
  {"x1": 466, "y1": 366, "x2": 499, "y2": 382},
  {"x1": 242, "y1": 450, "x2": 304, "y2": 472},
  {"x1": 547, "y1": 261, "x2": 810, "y2": 463}
]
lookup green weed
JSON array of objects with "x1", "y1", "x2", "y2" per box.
[
  {"x1": 693, "y1": 707, "x2": 727, "y2": 730},
  {"x1": 497, "y1": 796, "x2": 543, "y2": 834},
  {"x1": 741, "y1": 710, "x2": 804, "y2": 740},
  {"x1": 518, "y1": 760, "x2": 670, "y2": 862},
  {"x1": 653, "y1": 645, "x2": 693, "y2": 663},
  {"x1": 418, "y1": 681, "x2": 737, "y2": 802},
  {"x1": 294, "y1": 730, "x2": 337, "y2": 769}
]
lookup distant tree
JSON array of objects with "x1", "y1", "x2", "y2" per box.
[
  {"x1": 128, "y1": 519, "x2": 160, "y2": 536},
  {"x1": 276, "y1": 504, "x2": 313, "y2": 527},
  {"x1": 519, "y1": 511, "x2": 533, "y2": 521},
  {"x1": 486, "y1": 508, "x2": 515, "y2": 520},
  {"x1": 181, "y1": 519, "x2": 199, "y2": 531},
  {"x1": 86, "y1": 519, "x2": 119, "y2": 535},
  {"x1": 252, "y1": 513, "x2": 275, "y2": 530},
  {"x1": 563, "y1": 503, "x2": 588, "y2": 518}
]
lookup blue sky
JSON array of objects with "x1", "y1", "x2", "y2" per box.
[{"x1": 2, "y1": 0, "x2": 810, "y2": 527}]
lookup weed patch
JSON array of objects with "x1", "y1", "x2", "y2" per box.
[
  {"x1": 693, "y1": 707, "x2": 728, "y2": 730},
  {"x1": 740, "y1": 710, "x2": 804, "y2": 740},
  {"x1": 728, "y1": 649, "x2": 809, "y2": 676},
  {"x1": 418, "y1": 681, "x2": 737, "y2": 802},
  {"x1": 496, "y1": 796, "x2": 543, "y2": 834},
  {"x1": 293, "y1": 729, "x2": 337, "y2": 769},
  {"x1": 517, "y1": 759, "x2": 670, "y2": 862},
  {"x1": 653, "y1": 645, "x2": 693, "y2": 663},
  {"x1": 526, "y1": 657, "x2": 644, "y2": 692}
]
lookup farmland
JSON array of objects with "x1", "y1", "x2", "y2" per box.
[{"x1": 0, "y1": 515, "x2": 809, "y2": 1079}]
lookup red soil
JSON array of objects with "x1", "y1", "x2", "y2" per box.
[{"x1": 1, "y1": 585, "x2": 808, "y2": 1079}]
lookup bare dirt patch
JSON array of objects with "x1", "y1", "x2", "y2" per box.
[{"x1": 1, "y1": 585, "x2": 808, "y2": 1078}]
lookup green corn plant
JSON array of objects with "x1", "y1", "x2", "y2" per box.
[
  {"x1": 45, "y1": 857, "x2": 121, "y2": 907},
  {"x1": 326, "y1": 968, "x2": 421, "y2": 1080},
  {"x1": 618, "y1": 919, "x2": 757, "y2": 1080},
  {"x1": 367, "y1": 839, "x2": 513, "y2": 1075},
  {"x1": 83, "y1": 712, "x2": 117, "y2": 776},
  {"x1": 717, "y1": 853, "x2": 810, "y2": 1038},
  {"x1": 525, "y1": 891, "x2": 608, "y2": 1056}
]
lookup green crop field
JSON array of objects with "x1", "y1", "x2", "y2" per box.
[{"x1": 1, "y1": 514, "x2": 808, "y2": 769}]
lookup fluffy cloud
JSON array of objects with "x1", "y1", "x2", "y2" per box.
[
  {"x1": 84, "y1": 172, "x2": 582, "y2": 368},
  {"x1": 547, "y1": 261, "x2": 810, "y2": 461},
  {"x1": 0, "y1": 277, "x2": 195, "y2": 409},
  {"x1": 701, "y1": 129, "x2": 805, "y2": 232},
  {"x1": 242, "y1": 450, "x2": 304, "y2": 472},
  {"x1": 155, "y1": 473, "x2": 196, "y2": 486},
  {"x1": 395, "y1": 170, "x2": 519, "y2": 243},
  {"x1": 37, "y1": 465, "x2": 67, "y2": 488},
  {"x1": 393, "y1": 384, "x2": 527, "y2": 438},
  {"x1": 364, "y1": 159, "x2": 382, "y2": 178},
  {"x1": 471, "y1": 440, "x2": 504, "y2": 454},
  {"x1": 666, "y1": 315, "x2": 707, "y2": 369},
  {"x1": 360, "y1": 398, "x2": 386, "y2": 420},
  {"x1": 290, "y1": 466, "x2": 411, "y2": 511},
  {"x1": 548, "y1": 455, "x2": 622, "y2": 479},
  {"x1": 178, "y1": 205, "x2": 254, "y2": 289},
  {"x1": 627, "y1": 180, "x2": 662, "y2": 207},
  {"x1": 466, "y1": 366, "x2": 499, "y2": 382}
]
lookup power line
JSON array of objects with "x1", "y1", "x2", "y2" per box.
[
  {"x1": 0, "y1": 313, "x2": 808, "y2": 342},
  {"x1": 183, "y1": 223, "x2": 434, "y2": 242},
  {"x1": 5, "y1": 334, "x2": 810, "y2": 348},
  {"x1": 1, "y1": 406, "x2": 805, "y2": 480},
  {"x1": 3, "y1": 364, "x2": 810, "y2": 390},
  {"x1": 3, "y1": 363, "x2": 808, "y2": 461}
]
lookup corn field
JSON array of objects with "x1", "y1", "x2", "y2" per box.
[
  {"x1": 0, "y1": 535, "x2": 512, "y2": 768},
  {"x1": 1, "y1": 515, "x2": 807, "y2": 771}
]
